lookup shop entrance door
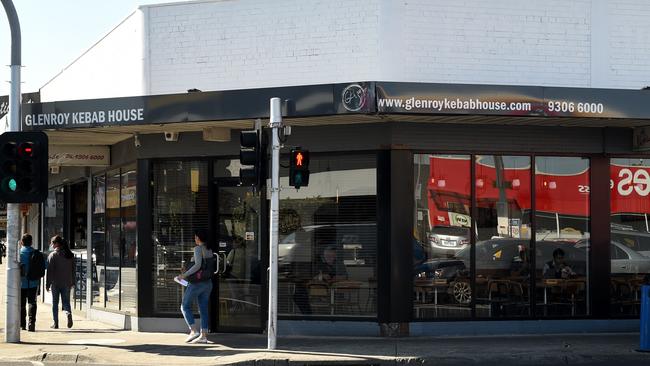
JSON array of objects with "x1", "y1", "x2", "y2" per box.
[{"x1": 213, "y1": 183, "x2": 264, "y2": 333}]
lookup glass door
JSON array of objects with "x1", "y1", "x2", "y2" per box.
[{"x1": 214, "y1": 184, "x2": 264, "y2": 332}]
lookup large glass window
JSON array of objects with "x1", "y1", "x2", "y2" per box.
[
  {"x1": 151, "y1": 161, "x2": 209, "y2": 314},
  {"x1": 277, "y1": 154, "x2": 377, "y2": 318},
  {"x1": 92, "y1": 175, "x2": 106, "y2": 307},
  {"x1": 44, "y1": 187, "x2": 65, "y2": 250},
  {"x1": 120, "y1": 165, "x2": 137, "y2": 313},
  {"x1": 610, "y1": 158, "x2": 650, "y2": 316},
  {"x1": 105, "y1": 169, "x2": 121, "y2": 311},
  {"x1": 91, "y1": 165, "x2": 137, "y2": 313},
  {"x1": 535, "y1": 157, "x2": 589, "y2": 317},
  {"x1": 475, "y1": 156, "x2": 531, "y2": 318},
  {"x1": 413, "y1": 154, "x2": 471, "y2": 319}
]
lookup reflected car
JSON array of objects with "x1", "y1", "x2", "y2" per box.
[
  {"x1": 278, "y1": 223, "x2": 376, "y2": 272},
  {"x1": 610, "y1": 229, "x2": 650, "y2": 258},
  {"x1": 427, "y1": 226, "x2": 470, "y2": 253},
  {"x1": 574, "y1": 239, "x2": 650, "y2": 274},
  {"x1": 418, "y1": 238, "x2": 586, "y2": 304}
]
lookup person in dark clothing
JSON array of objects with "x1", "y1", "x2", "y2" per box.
[
  {"x1": 543, "y1": 248, "x2": 576, "y2": 279},
  {"x1": 46, "y1": 235, "x2": 76, "y2": 329},
  {"x1": 314, "y1": 245, "x2": 348, "y2": 283},
  {"x1": 19, "y1": 233, "x2": 46, "y2": 332}
]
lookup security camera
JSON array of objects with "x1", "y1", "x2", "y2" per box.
[{"x1": 164, "y1": 131, "x2": 179, "y2": 142}]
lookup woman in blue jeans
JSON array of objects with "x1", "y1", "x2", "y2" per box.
[
  {"x1": 46, "y1": 236, "x2": 75, "y2": 329},
  {"x1": 178, "y1": 229, "x2": 213, "y2": 343}
]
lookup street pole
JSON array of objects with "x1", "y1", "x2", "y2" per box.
[
  {"x1": 267, "y1": 97, "x2": 281, "y2": 350},
  {"x1": 2, "y1": 0, "x2": 22, "y2": 343}
]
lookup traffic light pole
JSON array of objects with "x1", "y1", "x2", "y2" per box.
[
  {"x1": 2, "y1": 0, "x2": 22, "y2": 343},
  {"x1": 267, "y1": 97, "x2": 281, "y2": 350}
]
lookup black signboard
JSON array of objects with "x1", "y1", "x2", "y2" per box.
[
  {"x1": 1, "y1": 92, "x2": 40, "y2": 120},
  {"x1": 19, "y1": 82, "x2": 650, "y2": 131},
  {"x1": 376, "y1": 82, "x2": 650, "y2": 119},
  {"x1": 22, "y1": 83, "x2": 374, "y2": 131}
]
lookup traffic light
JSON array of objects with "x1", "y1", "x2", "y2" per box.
[
  {"x1": 239, "y1": 129, "x2": 265, "y2": 186},
  {"x1": 0, "y1": 131, "x2": 49, "y2": 203},
  {"x1": 289, "y1": 148, "x2": 309, "y2": 188}
]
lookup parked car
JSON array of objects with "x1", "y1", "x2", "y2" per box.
[{"x1": 427, "y1": 226, "x2": 470, "y2": 253}]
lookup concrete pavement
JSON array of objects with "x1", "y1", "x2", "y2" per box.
[{"x1": 2, "y1": 262, "x2": 650, "y2": 365}]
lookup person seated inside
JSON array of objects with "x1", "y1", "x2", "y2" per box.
[
  {"x1": 543, "y1": 248, "x2": 576, "y2": 279},
  {"x1": 314, "y1": 245, "x2": 348, "y2": 283}
]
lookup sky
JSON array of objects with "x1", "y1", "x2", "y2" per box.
[{"x1": 0, "y1": 0, "x2": 186, "y2": 96}]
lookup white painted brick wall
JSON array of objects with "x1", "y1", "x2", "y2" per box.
[
  {"x1": 146, "y1": 0, "x2": 381, "y2": 94},
  {"x1": 39, "y1": 11, "x2": 145, "y2": 102},
  {"x1": 41, "y1": 0, "x2": 650, "y2": 100}
]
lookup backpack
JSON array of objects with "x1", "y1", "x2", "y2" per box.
[
  {"x1": 26, "y1": 249, "x2": 46, "y2": 281},
  {"x1": 187, "y1": 248, "x2": 218, "y2": 283}
]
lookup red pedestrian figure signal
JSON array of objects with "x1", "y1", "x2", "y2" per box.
[
  {"x1": 295, "y1": 152, "x2": 304, "y2": 167},
  {"x1": 289, "y1": 148, "x2": 309, "y2": 188}
]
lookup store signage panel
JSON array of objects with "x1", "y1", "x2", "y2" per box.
[
  {"x1": 49, "y1": 145, "x2": 110, "y2": 166},
  {"x1": 21, "y1": 83, "x2": 348, "y2": 131},
  {"x1": 377, "y1": 82, "x2": 650, "y2": 119}
]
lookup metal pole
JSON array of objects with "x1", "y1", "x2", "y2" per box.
[
  {"x1": 2, "y1": 0, "x2": 22, "y2": 343},
  {"x1": 267, "y1": 97, "x2": 281, "y2": 350}
]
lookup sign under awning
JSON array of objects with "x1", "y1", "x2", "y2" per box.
[{"x1": 49, "y1": 145, "x2": 110, "y2": 166}]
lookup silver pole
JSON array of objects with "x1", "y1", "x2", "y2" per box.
[
  {"x1": 267, "y1": 97, "x2": 281, "y2": 350},
  {"x1": 2, "y1": 0, "x2": 22, "y2": 343}
]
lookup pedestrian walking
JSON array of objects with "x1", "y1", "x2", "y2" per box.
[
  {"x1": 176, "y1": 228, "x2": 215, "y2": 344},
  {"x1": 46, "y1": 235, "x2": 76, "y2": 329},
  {"x1": 19, "y1": 233, "x2": 46, "y2": 332}
]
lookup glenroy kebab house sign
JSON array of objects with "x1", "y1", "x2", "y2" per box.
[{"x1": 22, "y1": 95, "x2": 147, "y2": 129}]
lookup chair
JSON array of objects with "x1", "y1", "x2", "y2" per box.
[
  {"x1": 332, "y1": 281, "x2": 363, "y2": 315},
  {"x1": 307, "y1": 281, "x2": 332, "y2": 315}
]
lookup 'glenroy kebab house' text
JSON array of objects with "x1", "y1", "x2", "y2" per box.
[{"x1": 24, "y1": 108, "x2": 144, "y2": 126}]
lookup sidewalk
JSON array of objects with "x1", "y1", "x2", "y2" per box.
[{"x1": 2, "y1": 261, "x2": 650, "y2": 365}]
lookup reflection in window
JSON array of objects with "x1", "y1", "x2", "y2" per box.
[
  {"x1": 151, "y1": 161, "x2": 209, "y2": 314},
  {"x1": 610, "y1": 158, "x2": 650, "y2": 316},
  {"x1": 105, "y1": 169, "x2": 121, "y2": 311},
  {"x1": 120, "y1": 165, "x2": 137, "y2": 313},
  {"x1": 535, "y1": 157, "x2": 589, "y2": 317},
  {"x1": 475, "y1": 156, "x2": 531, "y2": 318},
  {"x1": 413, "y1": 154, "x2": 471, "y2": 319},
  {"x1": 92, "y1": 175, "x2": 106, "y2": 307},
  {"x1": 277, "y1": 154, "x2": 377, "y2": 318}
]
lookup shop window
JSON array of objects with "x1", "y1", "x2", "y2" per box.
[
  {"x1": 151, "y1": 161, "x2": 209, "y2": 314},
  {"x1": 474, "y1": 156, "x2": 531, "y2": 318},
  {"x1": 90, "y1": 165, "x2": 138, "y2": 313},
  {"x1": 535, "y1": 157, "x2": 590, "y2": 317},
  {"x1": 120, "y1": 164, "x2": 137, "y2": 313},
  {"x1": 92, "y1": 175, "x2": 106, "y2": 307},
  {"x1": 610, "y1": 158, "x2": 650, "y2": 317},
  {"x1": 413, "y1": 154, "x2": 472, "y2": 319},
  {"x1": 44, "y1": 187, "x2": 65, "y2": 250},
  {"x1": 277, "y1": 154, "x2": 377, "y2": 318}
]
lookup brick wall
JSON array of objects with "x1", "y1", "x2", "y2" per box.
[
  {"x1": 146, "y1": 0, "x2": 381, "y2": 94},
  {"x1": 40, "y1": 0, "x2": 650, "y2": 100}
]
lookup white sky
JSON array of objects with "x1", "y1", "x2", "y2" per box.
[{"x1": 0, "y1": 0, "x2": 186, "y2": 96}]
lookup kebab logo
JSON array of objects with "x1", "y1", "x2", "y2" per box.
[{"x1": 342, "y1": 84, "x2": 367, "y2": 112}]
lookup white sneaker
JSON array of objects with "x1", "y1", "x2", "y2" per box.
[
  {"x1": 190, "y1": 336, "x2": 208, "y2": 344},
  {"x1": 185, "y1": 332, "x2": 200, "y2": 343}
]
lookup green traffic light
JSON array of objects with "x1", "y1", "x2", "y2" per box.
[{"x1": 8, "y1": 178, "x2": 17, "y2": 192}]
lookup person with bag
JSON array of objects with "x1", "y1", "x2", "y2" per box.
[
  {"x1": 19, "y1": 233, "x2": 46, "y2": 332},
  {"x1": 177, "y1": 228, "x2": 215, "y2": 344},
  {"x1": 46, "y1": 235, "x2": 76, "y2": 329}
]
